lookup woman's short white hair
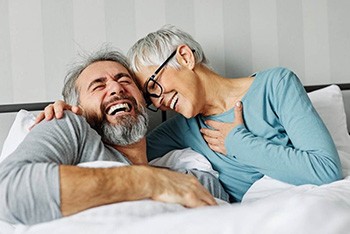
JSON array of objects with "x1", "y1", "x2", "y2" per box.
[{"x1": 127, "y1": 25, "x2": 209, "y2": 72}]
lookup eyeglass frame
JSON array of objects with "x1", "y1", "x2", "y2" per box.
[{"x1": 143, "y1": 49, "x2": 195, "y2": 112}]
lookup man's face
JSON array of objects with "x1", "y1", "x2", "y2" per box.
[{"x1": 76, "y1": 61, "x2": 148, "y2": 145}]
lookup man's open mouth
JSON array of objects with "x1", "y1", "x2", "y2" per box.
[{"x1": 106, "y1": 102, "x2": 132, "y2": 115}]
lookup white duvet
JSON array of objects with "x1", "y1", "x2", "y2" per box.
[
  {"x1": 2, "y1": 176, "x2": 349, "y2": 234},
  {"x1": 1, "y1": 144, "x2": 350, "y2": 234}
]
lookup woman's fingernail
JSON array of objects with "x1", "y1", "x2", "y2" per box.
[{"x1": 236, "y1": 101, "x2": 241, "y2": 107}]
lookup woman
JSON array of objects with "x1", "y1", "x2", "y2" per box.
[
  {"x1": 38, "y1": 25, "x2": 342, "y2": 202},
  {"x1": 126, "y1": 25, "x2": 341, "y2": 202}
]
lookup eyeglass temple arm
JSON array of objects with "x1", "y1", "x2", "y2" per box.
[
  {"x1": 154, "y1": 50, "x2": 177, "y2": 75},
  {"x1": 154, "y1": 49, "x2": 195, "y2": 76}
]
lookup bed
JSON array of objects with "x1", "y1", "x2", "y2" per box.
[{"x1": 0, "y1": 83, "x2": 349, "y2": 234}]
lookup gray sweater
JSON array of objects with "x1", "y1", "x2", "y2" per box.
[{"x1": 0, "y1": 112, "x2": 228, "y2": 225}]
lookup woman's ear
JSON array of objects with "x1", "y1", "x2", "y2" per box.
[{"x1": 176, "y1": 45, "x2": 195, "y2": 69}]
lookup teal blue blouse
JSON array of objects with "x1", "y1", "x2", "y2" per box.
[{"x1": 146, "y1": 67, "x2": 342, "y2": 201}]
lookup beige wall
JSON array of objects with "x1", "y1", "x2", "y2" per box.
[
  {"x1": 1, "y1": 0, "x2": 350, "y2": 152},
  {"x1": 1, "y1": 0, "x2": 349, "y2": 105}
]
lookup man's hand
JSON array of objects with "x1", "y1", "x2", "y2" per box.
[
  {"x1": 200, "y1": 101, "x2": 244, "y2": 155},
  {"x1": 33, "y1": 100, "x2": 84, "y2": 128},
  {"x1": 148, "y1": 166, "x2": 218, "y2": 207}
]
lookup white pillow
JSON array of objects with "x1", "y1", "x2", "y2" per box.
[
  {"x1": 77, "y1": 148, "x2": 219, "y2": 178},
  {"x1": 149, "y1": 147, "x2": 219, "y2": 178},
  {"x1": 0, "y1": 109, "x2": 35, "y2": 163},
  {"x1": 307, "y1": 85, "x2": 350, "y2": 177}
]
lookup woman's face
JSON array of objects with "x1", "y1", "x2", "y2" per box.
[{"x1": 134, "y1": 63, "x2": 202, "y2": 118}]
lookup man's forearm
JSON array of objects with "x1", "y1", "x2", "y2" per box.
[
  {"x1": 59, "y1": 164, "x2": 218, "y2": 217},
  {"x1": 59, "y1": 165, "x2": 151, "y2": 216}
]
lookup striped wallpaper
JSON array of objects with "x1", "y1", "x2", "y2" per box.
[{"x1": 0, "y1": 0, "x2": 349, "y2": 105}]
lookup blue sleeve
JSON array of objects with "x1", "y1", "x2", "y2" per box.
[
  {"x1": 146, "y1": 115, "x2": 189, "y2": 161},
  {"x1": 226, "y1": 70, "x2": 342, "y2": 185}
]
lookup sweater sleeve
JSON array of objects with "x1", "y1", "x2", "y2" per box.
[
  {"x1": 0, "y1": 111, "x2": 95, "y2": 225},
  {"x1": 226, "y1": 70, "x2": 342, "y2": 185}
]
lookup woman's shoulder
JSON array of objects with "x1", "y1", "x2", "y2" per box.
[
  {"x1": 255, "y1": 67, "x2": 299, "y2": 86},
  {"x1": 256, "y1": 67, "x2": 294, "y2": 77}
]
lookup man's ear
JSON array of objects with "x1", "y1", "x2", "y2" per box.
[
  {"x1": 77, "y1": 104, "x2": 85, "y2": 116},
  {"x1": 176, "y1": 45, "x2": 195, "y2": 69}
]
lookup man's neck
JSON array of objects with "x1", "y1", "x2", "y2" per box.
[{"x1": 113, "y1": 138, "x2": 148, "y2": 165}]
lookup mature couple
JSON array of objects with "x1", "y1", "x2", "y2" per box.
[{"x1": 0, "y1": 25, "x2": 342, "y2": 225}]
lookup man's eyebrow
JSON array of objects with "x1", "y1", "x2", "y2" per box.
[
  {"x1": 87, "y1": 73, "x2": 133, "y2": 91},
  {"x1": 114, "y1": 72, "x2": 132, "y2": 79},
  {"x1": 87, "y1": 77, "x2": 107, "y2": 91}
]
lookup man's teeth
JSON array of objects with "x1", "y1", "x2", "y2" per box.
[
  {"x1": 108, "y1": 103, "x2": 131, "y2": 115},
  {"x1": 170, "y1": 94, "x2": 178, "y2": 110}
]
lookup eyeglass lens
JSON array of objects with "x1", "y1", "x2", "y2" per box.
[{"x1": 146, "y1": 79, "x2": 162, "y2": 97}]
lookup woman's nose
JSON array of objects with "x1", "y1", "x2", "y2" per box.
[{"x1": 151, "y1": 95, "x2": 163, "y2": 108}]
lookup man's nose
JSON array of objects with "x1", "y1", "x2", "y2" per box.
[{"x1": 107, "y1": 80, "x2": 125, "y2": 96}]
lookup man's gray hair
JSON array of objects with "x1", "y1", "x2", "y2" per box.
[
  {"x1": 127, "y1": 24, "x2": 209, "y2": 73},
  {"x1": 62, "y1": 47, "x2": 137, "y2": 106}
]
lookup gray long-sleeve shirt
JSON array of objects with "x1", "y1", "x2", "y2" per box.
[{"x1": 0, "y1": 111, "x2": 228, "y2": 225}]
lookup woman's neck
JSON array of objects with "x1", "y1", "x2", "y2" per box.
[{"x1": 197, "y1": 66, "x2": 253, "y2": 116}]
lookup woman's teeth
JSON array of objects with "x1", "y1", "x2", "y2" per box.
[
  {"x1": 170, "y1": 94, "x2": 178, "y2": 110},
  {"x1": 108, "y1": 103, "x2": 131, "y2": 115}
]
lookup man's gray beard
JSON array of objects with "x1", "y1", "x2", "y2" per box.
[{"x1": 100, "y1": 106, "x2": 149, "y2": 146}]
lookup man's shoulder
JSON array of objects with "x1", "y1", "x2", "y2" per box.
[
  {"x1": 33, "y1": 111, "x2": 91, "y2": 138},
  {"x1": 43, "y1": 111, "x2": 87, "y2": 127},
  {"x1": 62, "y1": 111, "x2": 88, "y2": 126}
]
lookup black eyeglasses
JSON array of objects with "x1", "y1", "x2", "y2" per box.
[
  {"x1": 144, "y1": 49, "x2": 195, "y2": 112},
  {"x1": 143, "y1": 50, "x2": 176, "y2": 111}
]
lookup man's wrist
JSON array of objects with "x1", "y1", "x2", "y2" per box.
[{"x1": 124, "y1": 165, "x2": 154, "y2": 200}]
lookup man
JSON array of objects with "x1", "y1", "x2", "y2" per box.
[{"x1": 0, "y1": 48, "x2": 228, "y2": 225}]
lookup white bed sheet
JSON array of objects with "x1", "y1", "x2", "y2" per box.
[{"x1": 2, "y1": 176, "x2": 349, "y2": 234}]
